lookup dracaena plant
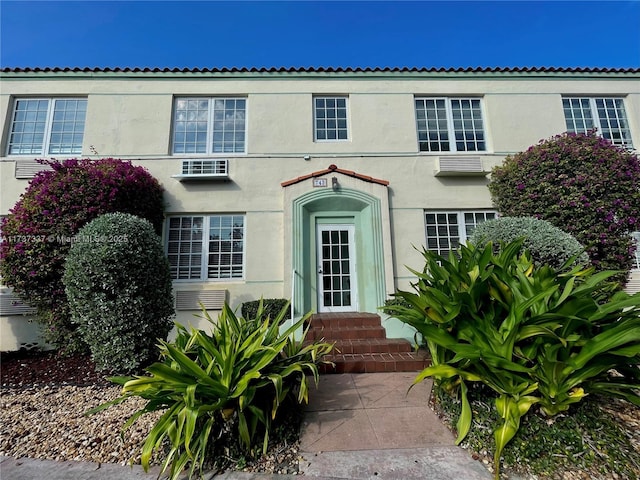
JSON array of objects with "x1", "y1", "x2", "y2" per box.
[
  {"x1": 87, "y1": 300, "x2": 333, "y2": 480},
  {"x1": 384, "y1": 239, "x2": 640, "y2": 480}
]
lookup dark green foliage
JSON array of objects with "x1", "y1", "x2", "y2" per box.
[
  {"x1": 0, "y1": 158, "x2": 165, "y2": 354},
  {"x1": 88, "y1": 302, "x2": 333, "y2": 480},
  {"x1": 469, "y1": 216, "x2": 589, "y2": 268},
  {"x1": 63, "y1": 213, "x2": 174, "y2": 373},
  {"x1": 383, "y1": 239, "x2": 640, "y2": 479},
  {"x1": 241, "y1": 298, "x2": 290, "y2": 322},
  {"x1": 434, "y1": 383, "x2": 640, "y2": 479},
  {"x1": 382, "y1": 297, "x2": 412, "y2": 317},
  {"x1": 383, "y1": 297, "x2": 412, "y2": 308},
  {"x1": 488, "y1": 132, "x2": 640, "y2": 284}
]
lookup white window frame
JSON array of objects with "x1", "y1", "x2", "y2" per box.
[
  {"x1": 7, "y1": 98, "x2": 87, "y2": 156},
  {"x1": 562, "y1": 97, "x2": 634, "y2": 149},
  {"x1": 166, "y1": 214, "x2": 246, "y2": 281},
  {"x1": 314, "y1": 96, "x2": 349, "y2": 142},
  {"x1": 424, "y1": 210, "x2": 497, "y2": 256},
  {"x1": 172, "y1": 97, "x2": 247, "y2": 155},
  {"x1": 415, "y1": 97, "x2": 487, "y2": 153}
]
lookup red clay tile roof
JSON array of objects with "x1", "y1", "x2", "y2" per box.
[
  {"x1": 281, "y1": 164, "x2": 389, "y2": 187},
  {"x1": 2, "y1": 66, "x2": 639, "y2": 74}
]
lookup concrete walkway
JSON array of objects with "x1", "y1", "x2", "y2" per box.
[
  {"x1": 1, "y1": 373, "x2": 492, "y2": 480},
  {"x1": 298, "y1": 372, "x2": 491, "y2": 479}
]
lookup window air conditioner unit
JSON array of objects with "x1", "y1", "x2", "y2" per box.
[
  {"x1": 434, "y1": 156, "x2": 486, "y2": 177},
  {"x1": 172, "y1": 159, "x2": 229, "y2": 181}
]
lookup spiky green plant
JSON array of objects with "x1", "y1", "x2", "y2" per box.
[
  {"x1": 88, "y1": 300, "x2": 333, "y2": 480},
  {"x1": 384, "y1": 240, "x2": 640, "y2": 479}
]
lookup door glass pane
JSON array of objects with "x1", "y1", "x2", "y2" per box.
[
  {"x1": 342, "y1": 292, "x2": 351, "y2": 305},
  {"x1": 333, "y1": 292, "x2": 342, "y2": 306}
]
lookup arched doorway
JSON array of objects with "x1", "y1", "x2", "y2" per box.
[{"x1": 289, "y1": 187, "x2": 388, "y2": 317}]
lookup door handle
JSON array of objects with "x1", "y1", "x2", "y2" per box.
[{"x1": 318, "y1": 267, "x2": 323, "y2": 274}]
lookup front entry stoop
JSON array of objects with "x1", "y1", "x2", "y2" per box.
[{"x1": 305, "y1": 313, "x2": 431, "y2": 373}]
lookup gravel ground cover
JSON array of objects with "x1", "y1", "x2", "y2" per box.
[
  {"x1": 0, "y1": 350, "x2": 301, "y2": 474},
  {"x1": 2, "y1": 350, "x2": 639, "y2": 479}
]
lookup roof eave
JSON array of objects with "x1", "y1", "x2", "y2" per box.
[{"x1": 2, "y1": 66, "x2": 639, "y2": 80}]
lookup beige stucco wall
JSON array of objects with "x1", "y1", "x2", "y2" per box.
[
  {"x1": 3, "y1": 74, "x2": 638, "y2": 159},
  {"x1": 484, "y1": 94, "x2": 566, "y2": 152},
  {"x1": 1, "y1": 70, "x2": 638, "y2": 349},
  {"x1": 84, "y1": 94, "x2": 173, "y2": 156},
  {"x1": 0, "y1": 314, "x2": 46, "y2": 351}
]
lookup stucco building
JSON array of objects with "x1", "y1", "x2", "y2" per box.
[{"x1": 1, "y1": 66, "x2": 639, "y2": 351}]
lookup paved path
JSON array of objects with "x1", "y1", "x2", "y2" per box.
[
  {"x1": 1, "y1": 372, "x2": 492, "y2": 480},
  {"x1": 298, "y1": 372, "x2": 492, "y2": 480}
]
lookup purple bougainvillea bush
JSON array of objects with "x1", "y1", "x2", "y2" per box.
[
  {"x1": 489, "y1": 132, "x2": 640, "y2": 284},
  {"x1": 0, "y1": 158, "x2": 165, "y2": 354}
]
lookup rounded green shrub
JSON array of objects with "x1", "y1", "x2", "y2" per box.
[
  {"x1": 469, "y1": 216, "x2": 589, "y2": 268},
  {"x1": 0, "y1": 158, "x2": 165, "y2": 354},
  {"x1": 241, "y1": 298, "x2": 290, "y2": 323},
  {"x1": 63, "y1": 212, "x2": 174, "y2": 373}
]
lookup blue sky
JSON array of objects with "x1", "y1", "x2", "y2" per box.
[{"x1": 1, "y1": 1, "x2": 639, "y2": 69}]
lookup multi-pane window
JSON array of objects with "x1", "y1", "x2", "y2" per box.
[
  {"x1": 415, "y1": 98, "x2": 486, "y2": 152},
  {"x1": 425, "y1": 210, "x2": 497, "y2": 256},
  {"x1": 167, "y1": 215, "x2": 245, "y2": 280},
  {"x1": 314, "y1": 96, "x2": 348, "y2": 141},
  {"x1": 7, "y1": 98, "x2": 87, "y2": 155},
  {"x1": 563, "y1": 97, "x2": 633, "y2": 149},
  {"x1": 173, "y1": 98, "x2": 246, "y2": 154}
]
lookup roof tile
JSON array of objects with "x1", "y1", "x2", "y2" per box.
[
  {"x1": 2, "y1": 66, "x2": 639, "y2": 74},
  {"x1": 281, "y1": 165, "x2": 389, "y2": 187}
]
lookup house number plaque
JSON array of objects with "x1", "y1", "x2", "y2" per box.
[{"x1": 313, "y1": 178, "x2": 327, "y2": 187}]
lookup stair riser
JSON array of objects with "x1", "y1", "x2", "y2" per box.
[
  {"x1": 306, "y1": 327, "x2": 387, "y2": 341},
  {"x1": 308, "y1": 314, "x2": 382, "y2": 329},
  {"x1": 320, "y1": 352, "x2": 431, "y2": 374},
  {"x1": 320, "y1": 358, "x2": 431, "y2": 374},
  {"x1": 330, "y1": 341, "x2": 413, "y2": 354},
  {"x1": 308, "y1": 319, "x2": 383, "y2": 329}
]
